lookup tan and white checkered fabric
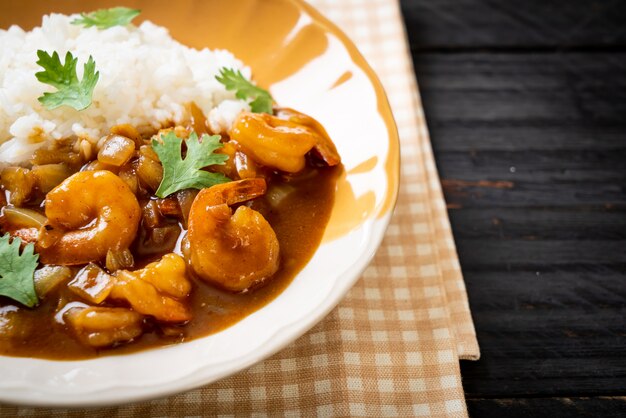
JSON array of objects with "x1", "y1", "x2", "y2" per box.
[
  {"x1": 314, "y1": 0, "x2": 480, "y2": 360},
  {"x1": 1, "y1": 0, "x2": 479, "y2": 416}
]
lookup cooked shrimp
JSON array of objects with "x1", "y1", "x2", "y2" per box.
[
  {"x1": 64, "y1": 306, "x2": 144, "y2": 348},
  {"x1": 110, "y1": 253, "x2": 192, "y2": 322},
  {"x1": 275, "y1": 107, "x2": 341, "y2": 166},
  {"x1": 187, "y1": 178, "x2": 280, "y2": 292},
  {"x1": 229, "y1": 110, "x2": 340, "y2": 173},
  {"x1": 36, "y1": 170, "x2": 141, "y2": 265}
]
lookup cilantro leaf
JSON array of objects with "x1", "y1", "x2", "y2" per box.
[
  {"x1": 216, "y1": 67, "x2": 274, "y2": 114},
  {"x1": 152, "y1": 131, "x2": 230, "y2": 198},
  {"x1": 35, "y1": 50, "x2": 99, "y2": 111},
  {"x1": 0, "y1": 234, "x2": 39, "y2": 308},
  {"x1": 71, "y1": 7, "x2": 141, "y2": 29}
]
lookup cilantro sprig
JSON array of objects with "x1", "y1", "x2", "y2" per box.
[
  {"x1": 152, "y1": 131, "x2": 230, "y2": 198},
  {"x1": 71, "y1": 7, "x2": 141, "y2": 29},
  {"x1": 0, "y1": 234, "x2": 39, "y2": 308},
  {"x1": 35, "y1": 50, "x2": 99, "y2": 111},
  {"x1": 216, "y1": 68, "x2": 274, "y2": 114}
]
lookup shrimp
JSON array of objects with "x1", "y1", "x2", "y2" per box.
[
  {"x1": 275, "y1": 107, "x2": 341, "y2": 166},
  {"x1": 36, "y1": 170, "x2": 141, "y2": 265},
  {"x1": 64, "y1": 254, "x2": 190, "y2": 347},
  {"x1": 229, "y1": 110, "x2": 341, "y2": 173},
  {"x1": 64, "y1": 306, "x2": 144, "y2": 348},
  {"x1": 187, "y1": 178, "x2": 280, "y2": 292},
  {"x1": 110, "y1": 253, "x2": 192, "y2": 322}
]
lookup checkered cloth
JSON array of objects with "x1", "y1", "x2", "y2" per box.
[{"x1": 1, "y1": 0, "x2": 479, "y2": 416}]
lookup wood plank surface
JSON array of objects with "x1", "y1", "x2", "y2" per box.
[
  {"x1": 449, "y1": 208, "x2": 626, "y2": 239},
  {"x1": 400, "y1": 0, "x2": 626, "y2": 415},
  {"x1": 462, "y1": 270, "x2": 625, "y2": 396},
  {"x1": 467, "y1": 397, "x2": 626, "y2": 418},
  {"x1": 401, "y1": 0, "x2": 626, "y2": 50}
]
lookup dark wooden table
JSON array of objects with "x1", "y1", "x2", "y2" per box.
[{"x1": 399, "y1": 1, "x2": 626, "y2": 416}]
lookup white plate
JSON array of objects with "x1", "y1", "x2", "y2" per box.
[{"x1": 0, "y1": 0, "x2": 399, "y2": 406}]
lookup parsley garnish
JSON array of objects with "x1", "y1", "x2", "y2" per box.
[
  {"x1": 216, "y1": 68, "x2": 274, "y2": 114},
  {"x1": 35, "y1": 50, "x2": 99, "y2": 111},
  {"x1": 71, "y1": 7, "x2": 141, "y2": 29},
  {"x1": 152, "y1": 131, "x2": 230, "y2": 198},
  {"x1": 0, "y1": 234, "x2": 39, "y2": 308}
]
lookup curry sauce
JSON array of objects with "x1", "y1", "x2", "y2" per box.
[
  {"x1": 0, "y1": 108, "x2": 341, "y2": 360},
  {"x1": 0, "y1": 164, "x2": 340, "y2": 359}
]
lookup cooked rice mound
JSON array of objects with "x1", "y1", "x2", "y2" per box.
[{"x1": 0, "y1": 13, "x2": 251, "y2": 164}]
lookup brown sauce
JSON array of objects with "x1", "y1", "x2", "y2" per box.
[
  {"x1": 0, "y1": 163, "x2": 340, "y2": 360},
  {"x1": 0, "y1": 109, "x2": 342, "y2": 360}
]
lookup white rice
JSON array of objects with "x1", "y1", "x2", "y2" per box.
[{"x1": 0, "y1": 13, "x2": 252, "y2": 164}]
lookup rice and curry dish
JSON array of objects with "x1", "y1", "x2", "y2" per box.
[{"x1": 0, "y1": 8, "x2": 341, "y2": 359}]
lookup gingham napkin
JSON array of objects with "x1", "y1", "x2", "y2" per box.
[{"x1": 1, "y1": 0, "x2": 479, "y2": 416}]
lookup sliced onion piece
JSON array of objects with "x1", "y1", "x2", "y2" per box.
[
  {"x1": 30, "y1": 164, "x2": 72, "y2": 194},
  {"x1": 136, "y1": 224, "x2": 182, "y2": 257},
  {"x1": 68, "y1": 264, "x2": 116, "y2": 304},
  {"x1": 80, "y1": 160, "x2": 119, "y2": 174},
  {"x1": 34, "y1": 265, "x2": 72, "y2": 298},
  {"x1": 2, "y1": 207, "x2": 47, "y2": 229},
  {"x1": 98, "y1": 135, "x2": 136, "y2": 167},
  {"x1": 106, "y1": 248, "x2": 135, "y2": 272},
  {"x1": 0, "y1": 167, "x2": 35, "y2": 206},
  {"x1": 0, "y1": 305, "x2": 31, "y2": 339},
  {"x1": 265, "y1": 184, "x2": 296, "y2": 208},
  {"x1": 176, "y1": 189, "x2": 199, "y2": 229},
  {"x1": 110, "y1": 124, "x2": 143, "y2": 149},
  {"x1": 137, "y1": 146, "x2": 163, "y2": 192},
  {"x1": 142, "y1": 200, "x2": 162, "y2": 228},
  {"x1": 118, "y1": 164, "x2": 139, "y2": 194}
]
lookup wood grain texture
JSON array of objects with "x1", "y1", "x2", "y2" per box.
[
  {"x1": 400, "y1": 0, "x2": 626, "y2": 415},
  {"x1": 467, "y1": 397, "x2": 626, "y2": 418},
  {"x1": 414, "y1": 53, "x2": 626, "y2": 124},
  {"x1": 449, "y1": 208, "x2": 626, "y2": 239},
  {"x1": 461, "y1": 270, "x2": 626, "y2": 396},
  {"x1": 401, "y1": 0, "x2": 626, "y2": 50}
]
